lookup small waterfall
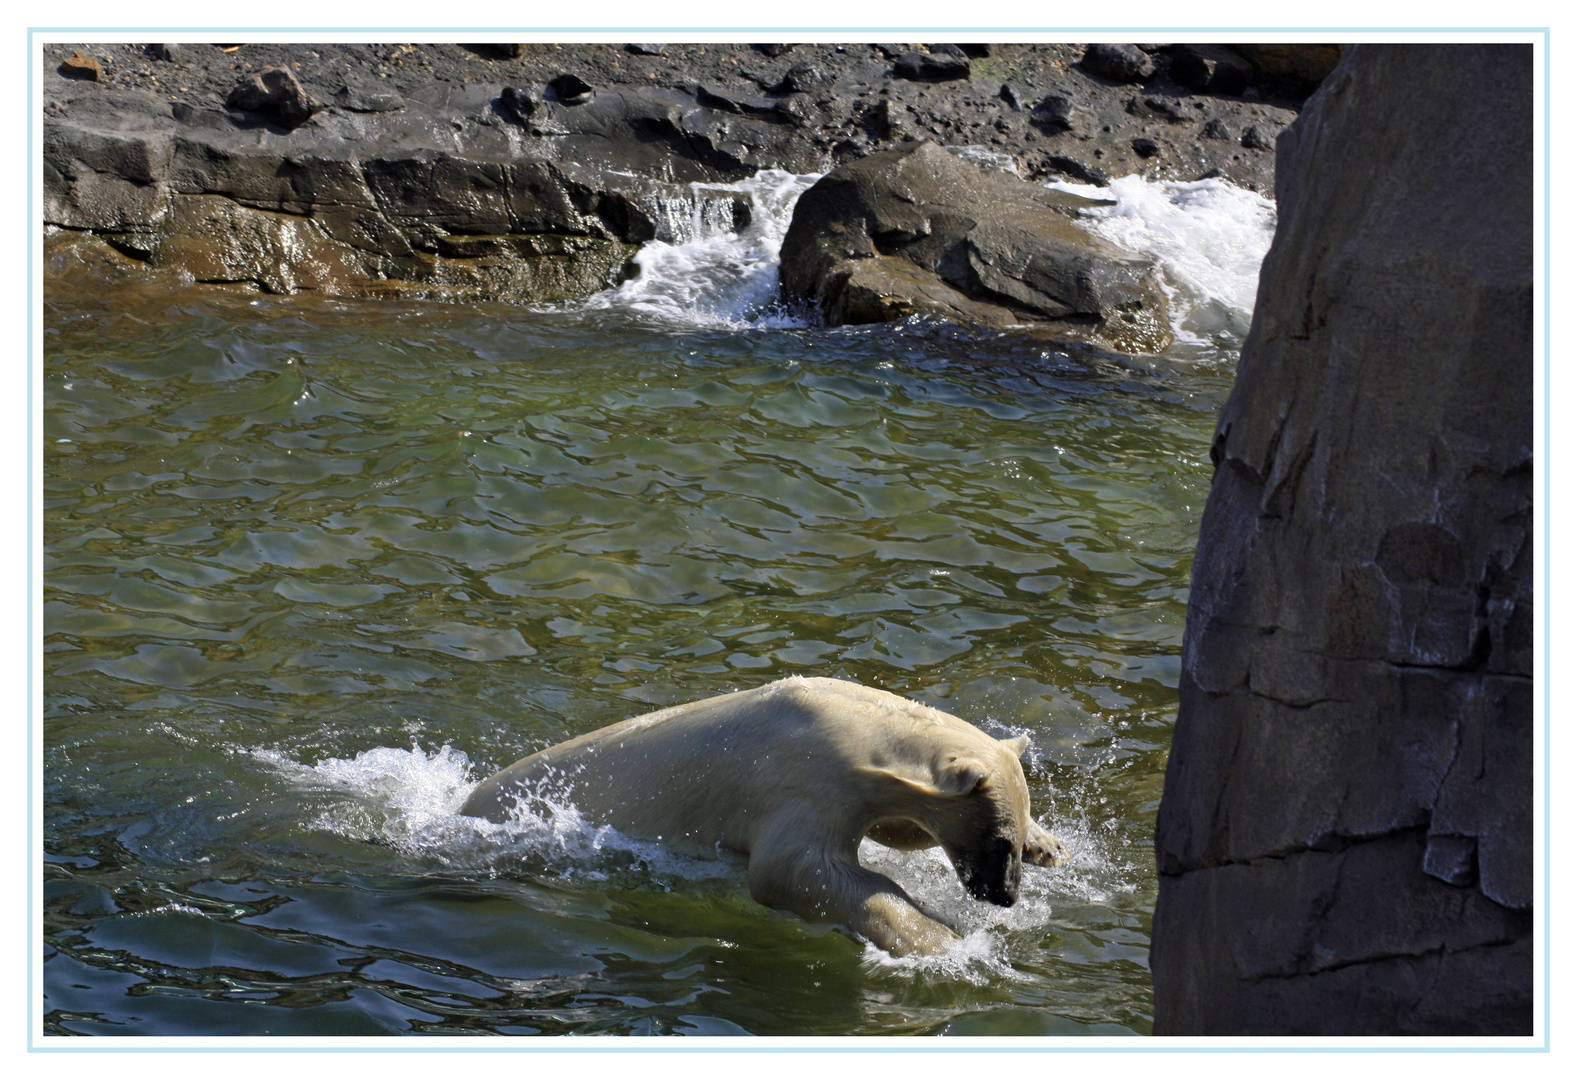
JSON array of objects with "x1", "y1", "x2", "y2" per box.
[
  {"x1": 587, "y1": 170, "x2": 821, "y2": 329},
  {"x1": 646, "y1": 189, "x2": 745, "y2": 245}
]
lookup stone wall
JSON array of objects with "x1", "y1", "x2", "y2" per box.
[{"x1": 1150, "y1": 44, "x2": 1534, "y2": 1035}]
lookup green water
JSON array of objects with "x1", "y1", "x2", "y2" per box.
[{"x1": 42, "y1": 275, "x2": 1232, "y2": 1037}]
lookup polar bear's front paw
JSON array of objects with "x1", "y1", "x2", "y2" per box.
[{"x1": 1023, "y1": 824, "x2": 1068, "y2": 867}]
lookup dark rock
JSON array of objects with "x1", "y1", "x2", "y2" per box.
[
  {"x1": 697, "y1": 84, "x2": 787, "y2": 122},
  {"x1": 226, "y1": 66, "x2": 321, "y2": 129},
  {"x1": 830, "y1": 138, "x2": 865, "y2": 164},
  {"x1": 464, "y1": 43, "x2": 521, "y2": 60},
  {"x1": 547, "y1": 74, "x2": 594, "y2": 105},
  {"x1": 1201, "y1": 117, "x2": 1231, "y2": 140},
  {"x1": 752, "y1": 44, "x2": 793, "y2": 57},
  {"x1": 999, "y1": 84, "x2": 1027, "y2": 111},
  {"x1": 626, "y1": 44, "x2": 667, "y2": 56},
  {"x1": 1143, "y1": 95, "x2": 1189, "y2": 122},
  {"x1": 958, "y1": 44, "x2": 991, "y2": 58},
  {"x1": 333, "y1": 86, "x2": 403, "y2": 113},
  {"x1": 1131, "y1": 137, "x2": 1159, "y2": 158},
  {"x1": 1241, "y1": 123, "x2": 1275, "y2": 151},
  {"x1": 498, "y1": 85, "x2": 541, "y2": 123},
  {"x1": 1228, "y1": 44, "x2": 1344, "y2": 94},
  {"x1": 861, "y1": 97, "x2": 903, "y2": 139},
  {"x1": 892, "y1": 51, "x2": 971, "y2": 83},
  {"x1": 1030, "y1": 94, "x2": 1096, "y2": 136},
  {"x1": 778, "y1": 139, "x2": 1171, "y2": 352},
  {"x1": 1080, "y1": 43, "x2": 1154, "y2": 83},
  {"x1": 778, "y1": 61, "x2": 835, "y2": 94},
  {"x1": 872, "y1": 44, "x2": 904, "y2": 60},
  {"x1": 1151, "y1": 43, "x2": 1533, "y2": 1035},
  {"x1": 59, "y1": 50, "x2": 103, "y2": 81},
  {"x1": 1045, "y1": 155, "x2": 1111, "y2": 186},
  {"x1": 925, "y1": 43, "x2": 967, "y2": 58},
  {"x1": 1168, "y1": 43, "x2": 1253, "y2": 96},
  {"x1": 774, "y1": 95, "x2": 813, "y2": 126},
  {"x1": 145, "y1": 43, "x2": 179, "y2": 63}
]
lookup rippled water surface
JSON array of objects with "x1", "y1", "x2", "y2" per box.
[{"x1": 43, "y1": 261, "x2": 1236, "y2": 1036}]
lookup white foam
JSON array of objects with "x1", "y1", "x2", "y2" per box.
[
  {"x1": 859, "y1": 927, "x2": 1020, "y2": 986},
  {"x1": 251, "y1": 743, "x2": 737, "y2": 883},
  {"x1": 586, "y1": 169, "x2": 822, "y2": 329},
  {"x1": 1045, "y1": 173, "x2": 1277, "y2": 348}
]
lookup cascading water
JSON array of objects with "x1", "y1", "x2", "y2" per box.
[
  {"x1": 1045, "y1": 174, "x2": 1278, "y2": 353},
  {"x1": 585, "y1": 169, "x2": 822, "y2": 328}
]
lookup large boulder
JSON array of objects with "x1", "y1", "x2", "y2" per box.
[
  {"x1": 1150, "y1": 44, "x2": 1534, "y2": 1035},
  {"x1": 777, "y1": 140, "x2": 1172, "y2": 352}
]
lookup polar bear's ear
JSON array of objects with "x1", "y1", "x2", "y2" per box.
[
  {"x1": 1000, "y1": 734, "x2": 1031, "y2": 759},
  {"x1": 863, "y1": 759, "x2": 989, "y2": 799},
  {"x1": 932, "y1": 756, "x2": 989, "y2": 796}
]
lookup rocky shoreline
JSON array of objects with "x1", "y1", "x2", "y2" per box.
[{"x1": 43, "y1": 40, "x2": 1334, "y2": 342}]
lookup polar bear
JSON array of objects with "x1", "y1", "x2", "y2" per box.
[{"x1": 460, "y1": 676, "x2": 1068, "y2": 956}]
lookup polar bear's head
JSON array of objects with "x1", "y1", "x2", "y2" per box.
[{"x1": 867, "y1": 733, "x2": 1061, "y2": 908}]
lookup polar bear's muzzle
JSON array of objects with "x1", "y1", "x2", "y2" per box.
[{"x1": 954, "y1": 837, "x2": 1022, "y2": 907}]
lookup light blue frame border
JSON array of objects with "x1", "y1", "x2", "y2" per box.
[{"x1": 26, "y1": 25, "x2": 1553, "y2": 1053}]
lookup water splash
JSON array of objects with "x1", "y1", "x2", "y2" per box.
[
  {"x1": 859, "y1": 927, "x2": 1021, "y2": 986},
  {"x1": 1045, "y1": 173, "x2": 1277, "y2": 349},
  {"x1": 853, "y1": 814, "x2": 1135, "y2": 984},
  {"x1": 251, "y1": 744, "x2": 737, "y2": 884},
  {"x1": 252, "y1": 741, "x2": 1131, "y2": 979},
  {"x1": 587, "y1": 169, "x2": 821, "y2": 328}
]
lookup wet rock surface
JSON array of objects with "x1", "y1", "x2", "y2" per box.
[
  {"x1": 42, "y1": 40, "x2": 1320, "y2": 311},
  {"x1": 1150, "y1": 43, "x2": 1534, "y2": 1035},
  {"x1": 778, "y1": 140, "x2": 1172, "y2": 351}
]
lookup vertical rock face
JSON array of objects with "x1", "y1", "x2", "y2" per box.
[{"x1": 1151, "y1": 45, "x2": 1533, "y2": 1035}]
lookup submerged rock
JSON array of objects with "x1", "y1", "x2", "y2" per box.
[
  {"x1": 1151, "y1": 43, "x2": 1533, "y2": 1035},
  {"x1": 778, "y1": 140, "x2": 1171, "y2": 352}
]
